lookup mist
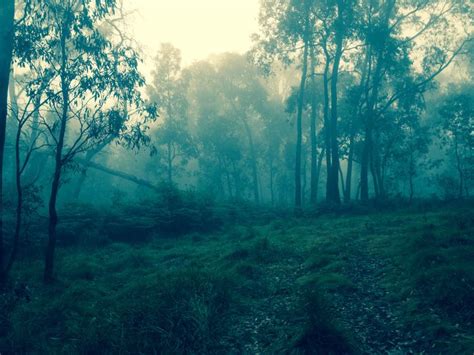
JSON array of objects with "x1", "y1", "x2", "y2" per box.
[{"x1": 0, "y1": 0, "x2": 473, "y2": 353}]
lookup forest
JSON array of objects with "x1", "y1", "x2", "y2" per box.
[{"x1": 0, "y1": 0, "x2": 473, "y2": 353}]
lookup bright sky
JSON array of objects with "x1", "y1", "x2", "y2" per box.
[{"x1": 126, "y1": 0, "x2": 260, "y2": 67}]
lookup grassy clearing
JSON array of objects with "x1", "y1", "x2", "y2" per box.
[
  {"x1": 370, "y1": 208, "x2": 474, "y2": 353},
  {"x1": 0, "y1": 201, "x2": 473, "y2": 353}
]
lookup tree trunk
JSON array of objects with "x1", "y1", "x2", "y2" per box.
[
  {"x1": 360, "y1": 0, "x2": 394, "y2": 201},
  {"x1": 327, "y1": 4, "x2": 344, "y2": 205},
  {"x1": 339, "y1": 164, "x2": 346, "y2": 199},
  {"x1": 345, "y1": 134, "x2": 354, "y2": 202},
  {"x1": 371, "y1": 132, "x2": 384, "y2": 199},
  {"x1": 360, "y1": 45, "x2": 374, "y2": 202},
  {"x1": 24, "y1": 96, "x2": 45, "y2": 185},
  {"x1": 360, "y1": 124, "x2": 371, "y2": 201},
  {"x1": 323, "y1": 53, "x2": 332, "y2": 203},
  {"x1": 356, "y1": 181, "x2": 361, "y2": 200},
  {"x1": 370, "y1": 149, "x2": 380, "y2": 199},
  {"x1": 0, "y1": 0, "x2": 15, "y2": 283},
  {"x1": 269, "y1": 157, "x2": 275, "y2": 206},
  {"x1": 5, "y1": 117, "x2": 24, "y2": 276},
  {"x1": 45, "y1": 167, "x2": 61, "y2": 283},
  {"x1": 375, "y1": 155, "x2": 384, "y2": 199},
  {"x1": 218, "y1": 158, "x2": 235, "y2": 199},
  {"x1": 242, "y1": 118, "x2": 260, "y2": 204},
  {"x1": 167, "y1": 142, "x2": 173, "y2": 185},
  {"x1": 409, "y1": 152, "x2": 414, "y2": 202},
  {"x1": 76, "y1": 158, "x2": 159, "y2": 191},
  {"x1": 454, "y1": 137, "x2": 464, "y2": 198},
  {"x1": 315, "y1": 148, "x2": 325, "y2": 203},
  {"x1": 302, "y1": 149, "x2": 307, "y2": 206},
  {"x1": 231, "y1": 161, "x2": 242, "y2": 198},
  {"x1": 349, "y1": 37, "x2": 370, "y2": 203},
  {"x1": 309, "y1": 46, "x2": 318, "y2": 206},
  {"x1": 294, "y1": 36, "x2": 309, "y2": 214},
  {"x1": 44, "y1": 30, "x2": 69, "y2": 283},
  {"x1": 361, "y1": 54, "x2": 382, "y2": 201}
]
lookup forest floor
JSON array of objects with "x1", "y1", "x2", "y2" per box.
[
  {"x1": 1, "y1": 202, "x2": 474, "y2": 354},
  {"x1": 221, "y1": 204, "x2": 474, "y2": 354}
]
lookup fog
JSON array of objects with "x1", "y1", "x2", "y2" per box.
[
  {"x1": 0, "y1": 0, "x2": 472, "y2": 353},
  {"x1": 124, "y1": 0, "x2": 259, "y2": 66}
]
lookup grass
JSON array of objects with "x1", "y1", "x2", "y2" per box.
[
  {"x1": 294, "y1": 289, "x2": 356, "y2": 354},
  {"x1": 357, "y1": 204, "x2": 474, "y2": 353},
  {"x1": 1, "y1": 201, "x2": 473, "y2": 353}
]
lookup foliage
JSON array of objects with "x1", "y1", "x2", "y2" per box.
[{"x1": 147, "y1": 44, "x2": 196, "y2": 184}]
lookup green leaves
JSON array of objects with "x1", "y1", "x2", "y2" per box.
[{"x1": 13, "y1": 0, "x2": 157, "y2": 165}]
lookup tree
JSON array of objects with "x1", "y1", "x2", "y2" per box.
[
  {"x1": 260, "y1": 101, "x2": 290, "y2": 205},
  {"x1": 1, "y1": 69, "x2": 49, "y2": 280},
  {"x1": 148, "y1": 44, "x2": 195, "y2": 186},
  {"x1": 439, "y1": 87, "x2": 474, "y2": 198},
  {"x1": 308, "y1": 46, "x2": 320, "y2": 205},
  {"x1": 215, "y1": 53, "x2": 269, "y2": 204},
  {"x1": 326, "y1": 0, "x2": 355, "y2": 205},
  {"x1": 71, "y1": 0, "x2": 143, "y2": 199},
  {"x1": 356, "y1": 0, "x2": 471, "y2": 201},
  {"x1": 186, "y1": 60, "x2": 244, "y2": 200},
  {"x1": 24, "y1": 0, "x2": 155, "y2": 282},
  {"x1": 253, "y1": 0, "x2": 316, "y2": 213},
  {"x1": 0, "y1": 0, "x2": 15, "y2": 283}
]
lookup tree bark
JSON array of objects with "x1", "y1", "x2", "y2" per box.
[
  {"x1": 315, "y1": 148, "x2": 325, "y2": 203},
  {"x1": 345, "y1": 134, "x2": 354, "y2": 202},
  {"x1": 44, "y1": 28, "x2": 69, "y2": 283},
  {"x1": 327, "y1": 1, "x2": 344, "y2": 204},
  {"x1": 5, "y1": 114, "x2": 23, "y2": 276},
  {"x1": 361, "y1": 50, "x2": 383, "y2": 201},
  {"x1": 360, "y1": 124, "x2": 371, "y2": 201},
  {"x1": 347, "y1": 38, "x2": 370, "y2": 203},
  {"x1": 323, "y1": 49, "x2": 332, "y2": 203},
  {"x1": 294, "y1": 35, "x2": 309, "y2": 214},
  {"x1": 339, "y1": 164, "x2": 346, "y2": 199},
  {"x1": 360, "y1": 0, "x2": 395, "y2": 201},
  {"x1": 0, "y1": 0, "x2": 15, "y2": 283},
  {"x1": 309, "y1": 46, "x2": 318, "y2": 206},
  {"x1": 370, "y1": 149, "x2": 380, "y2": 198},
  {"x1": 454, "y1": 137, "x2": 464, "y2": 198}
]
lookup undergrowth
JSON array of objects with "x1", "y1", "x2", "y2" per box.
[{"x1": 1, "y1": 201, "x2": 473, "y2": 353}]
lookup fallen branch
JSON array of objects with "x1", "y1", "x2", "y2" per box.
[{"x1": 76, "y1": 158, "x2": 159, "y2": 191}]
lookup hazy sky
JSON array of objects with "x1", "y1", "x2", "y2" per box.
[{"x1": 126, "y1": 0, "x2": 260, "y2": 67}]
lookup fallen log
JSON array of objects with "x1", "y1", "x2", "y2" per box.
[{"x1": 75, "y1": 158, "x2": 159, "y2": 191}]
